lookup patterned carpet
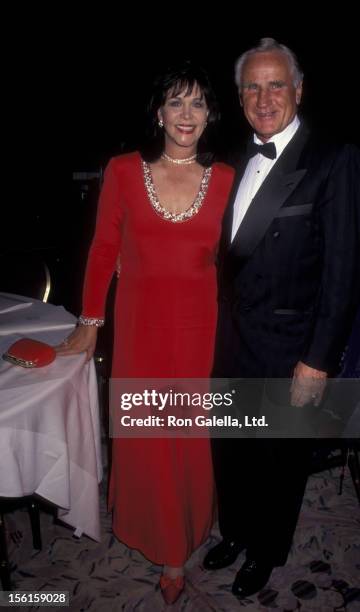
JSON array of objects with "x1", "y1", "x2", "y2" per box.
[{"x1": 4, "y1": 446, "x2": 360, "y2": 612}]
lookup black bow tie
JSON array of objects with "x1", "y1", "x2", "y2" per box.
[{"x1": 247, "y1": 141, "x2": 277, "y2": 160}]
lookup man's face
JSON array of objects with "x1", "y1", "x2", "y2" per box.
[{"x1": 239, "y1": 51, "x2": 302, "y2": 142}]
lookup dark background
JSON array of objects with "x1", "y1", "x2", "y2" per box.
[{"x1": 2, "y1": 14, "x2": 359, "y2": 317}]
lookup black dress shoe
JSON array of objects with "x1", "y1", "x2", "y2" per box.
[
  {"x1": 232, "y1": 558, "x2": 274, "y2": 598},
  {"x1": 203, "y1": 539, "x2": 244, "y2": 570}
]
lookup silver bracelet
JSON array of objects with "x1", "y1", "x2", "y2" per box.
[{"x1": 78, "y1": 315, "x2": 105, "y2": 327}]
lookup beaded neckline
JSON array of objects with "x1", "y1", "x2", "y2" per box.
[{"x1": 142, "y1": 160, "x2": 212, "y2": 223}]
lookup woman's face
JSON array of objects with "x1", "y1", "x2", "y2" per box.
[{"x1": 158, "y1": 83, "x2": 209, "y2": 151}]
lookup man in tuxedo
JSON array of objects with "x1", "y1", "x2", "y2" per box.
[{"x1": 203, "y1": 38, "x2": 360, "y2": 598}]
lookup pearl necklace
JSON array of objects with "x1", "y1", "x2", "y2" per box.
[{"x1": 161, "y1": 152, "x2": 197, "y2": 165}]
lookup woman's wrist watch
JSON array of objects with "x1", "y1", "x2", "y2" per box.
[{"x1": 78, "y1": 315, "x2": 105, "y2": 327}]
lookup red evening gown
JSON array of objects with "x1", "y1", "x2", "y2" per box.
[{"x1": 82, "y1": 152, "x2": 234, "y2": 565}]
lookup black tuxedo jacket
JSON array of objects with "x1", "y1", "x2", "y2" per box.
[{"x1": 213, "y1": 124, "x2": 360, "y2": 378}]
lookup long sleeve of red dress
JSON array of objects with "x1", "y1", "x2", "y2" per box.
[{"x1": 81, "y1": 158, "x2": 125, "y2": 318}]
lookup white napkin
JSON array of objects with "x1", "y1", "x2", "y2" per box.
[
  {"x1": 0, "y1": 293, "x2": 76, "y2": 336},
  {"x1": 0, "y1": 295, "x2": 33, "y2": 314}
]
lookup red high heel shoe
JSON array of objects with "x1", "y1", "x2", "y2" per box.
[{"x1": 159, "y1": 574, "x2": 185, "y2": 605}]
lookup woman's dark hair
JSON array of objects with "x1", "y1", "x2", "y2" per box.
[{"x1": 140, "y1": 60, "x2": 220, "y2": 167}]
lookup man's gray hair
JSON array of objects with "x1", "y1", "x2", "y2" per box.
[{"x1": 235, "y1": 37, "x2": 304, "y2": 89}]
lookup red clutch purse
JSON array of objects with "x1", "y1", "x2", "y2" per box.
[{"x1": 2, "y1": 338, "x2": 56, "y2": 368}]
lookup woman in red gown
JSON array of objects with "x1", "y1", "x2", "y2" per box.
[{"x1": 57, "y1": 61, "x2": 234, "y2": 603}]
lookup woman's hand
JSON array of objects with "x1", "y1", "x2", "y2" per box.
[{"x1": 55, "y1": 325, "x2": 98, "y2": 362}]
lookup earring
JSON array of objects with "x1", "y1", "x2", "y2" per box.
[{"x1": 158, "y1": 118, "x2": 164, "y2": 128}]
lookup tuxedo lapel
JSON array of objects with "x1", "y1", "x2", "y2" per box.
[
  {"x1": 221, "y1": 160, "x2": 248, "y2": 253},
  {"x1": 231, "y1": 166, "x2": 307, "y2": 261},
  {"x1": 229, "y1": 124, "x2": 310, "y2": 262}
]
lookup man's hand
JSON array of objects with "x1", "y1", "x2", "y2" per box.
[{"x1": 290, "y1": 361, "x2": 327, "y2": 407}]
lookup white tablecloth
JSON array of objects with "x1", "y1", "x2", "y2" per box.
[{"x1": 0, "y1": 294, "x2": 103, "y2": 541}]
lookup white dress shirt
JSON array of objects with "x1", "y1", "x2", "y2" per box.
[{"x1": 231, "y1": 116, "x2": 300, "y2": 242}]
